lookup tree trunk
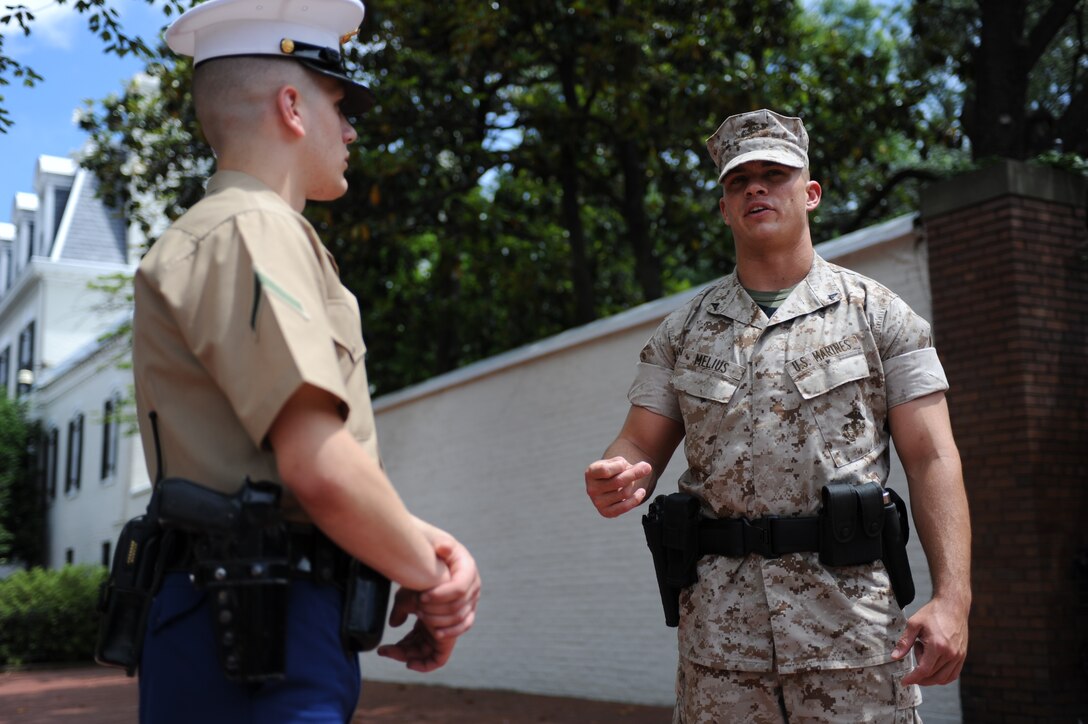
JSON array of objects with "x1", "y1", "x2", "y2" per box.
[
  {"x1": 617, "y1": 138, "x2": 663, "y2": 302},
  {"x1": 557, "y1": 55, "x2": 596, "y2": 325},
  {"x1": 968, "y1": 1, "x2": 1031, "y2": 160}
]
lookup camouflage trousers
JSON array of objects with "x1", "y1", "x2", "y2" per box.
[{"x1": 673, "y1": 655, "x2": 923, "y2": 723}]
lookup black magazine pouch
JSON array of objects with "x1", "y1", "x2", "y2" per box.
[
  {"x1": 819, "y1": 482, "x2": 884, "y2": 566},
  {"x1": 95, "y1": 515, "x2": 163, "y2": 675},
  {"x1": 340, "y1": 559, "x2": 392, "y2": 652}
]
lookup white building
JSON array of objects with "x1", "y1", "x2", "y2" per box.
[
  {"x1": 0, "y1": 155, "x2": 148, "y2": 569},
  {"x1": 2, "y1": 155, "x2": 958, "y2": 720}
]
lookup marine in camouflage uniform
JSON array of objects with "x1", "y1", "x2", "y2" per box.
[{"x1": 585, "y1": 110, "x2": 971, "y2": 722}]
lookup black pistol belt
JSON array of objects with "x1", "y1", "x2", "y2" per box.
[
  {"x1": 164, "y1": 525, "x2": 350, "y2": 587},
  {"x1": 698, "y1": 515, "x2": 820, "y2": 559}
]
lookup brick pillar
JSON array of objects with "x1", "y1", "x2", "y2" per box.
[{"x1": 922, "y1": 160, "x2": 1088, "y2": 722}]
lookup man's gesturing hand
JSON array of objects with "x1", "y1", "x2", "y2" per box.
[{"x1": 584, "y1": 457, "x2": 653, "y2": 518}]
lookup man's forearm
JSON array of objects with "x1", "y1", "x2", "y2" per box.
[{"x1": 907, "y1": 454, "x2": 972, "y2": 608}]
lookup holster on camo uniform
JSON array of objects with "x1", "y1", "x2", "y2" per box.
[{"x1": 642, "y1": 492, "x2": 702, "y2": 627}]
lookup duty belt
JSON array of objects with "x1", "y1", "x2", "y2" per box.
[
  {"x1": 643, "y1": 484, "x2": 915, "y2": 628},
  {"x1": 165, "y1": 524, "x2": 350, "y2": 587},
  {"x1": 698, "y1": 515, "x2": 820, "y2": 559}
]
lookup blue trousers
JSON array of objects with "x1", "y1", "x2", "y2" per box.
[{"x1": 139, "y1": 572, "x2": 361, "y2": 724}]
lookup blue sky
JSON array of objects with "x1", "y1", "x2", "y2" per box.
[{"x1": 1, "y1": 0, "x2": 170, "y2": 223}]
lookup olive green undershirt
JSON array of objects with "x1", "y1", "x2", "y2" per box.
[{"x1": 745, "y1": 285, "x2": 796, "y2": 318}]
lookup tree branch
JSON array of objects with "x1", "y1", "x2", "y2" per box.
[
  {"x1": 840, "y1": 168, "x2": 943, "y2": 235},
  {"x1": 1025, "y1": 0, "x2": 1083, "y2": 68},
  {"x1": 1056, "y1": 82, "x2": 1088, "y2": 154}
]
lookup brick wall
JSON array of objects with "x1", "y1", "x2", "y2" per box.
[{"x1": 922, "y1": 161, "x2": 1088, "y2": 721}]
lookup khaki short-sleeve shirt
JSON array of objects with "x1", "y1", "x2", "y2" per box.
[
  {"x1": 133, "y1": 171, "x2": 378, "y2": 519},
  {"x1": 629, "y1": 254, "x2": 948, "y2": 673}
]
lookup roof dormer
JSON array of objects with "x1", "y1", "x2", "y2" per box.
[{"x1": 32, "y1": 156, "x2": 78, "y2": 261}]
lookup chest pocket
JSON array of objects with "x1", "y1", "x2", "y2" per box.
[
  {"x1": 670, "y1": 363, "x2": 744, "y2": 442},
  {"x1": 787, "y1": 338, "x2": 879, "y2": 468},
  {"x1": 326, "y1": 298, "x2": 366, "y2": 376}
]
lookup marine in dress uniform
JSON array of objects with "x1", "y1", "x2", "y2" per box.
[
  {"x1": 585, "y1": 110, "x2": 971, "y2": 722},
  {"x1": 130, "y1": 1, "x2": 480, "y2": 721}
]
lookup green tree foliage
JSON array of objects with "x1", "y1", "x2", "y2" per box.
[
  {"x1": 80, "y1": 0, "x2": 945, "y2": 393},
  {"x1": 906, "y1": 0, "x2": 1088, "y2": 160},
  {"x1": 0, "y1": 395, "x2": 44, "y2": 567},
  {"x1": 0, "y1": 565, "x2": 107, "y2": 666},
  {"x1": 74, "y1": 0, "x2": 1083, "y2": 394}
]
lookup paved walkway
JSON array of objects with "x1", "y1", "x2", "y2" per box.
[{"x1": 0, "y1": 665, "x2": 672, "y2": 723}]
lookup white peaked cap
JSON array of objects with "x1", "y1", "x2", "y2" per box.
[{"x1": 166, "y1": 0, "x2": 374, "y2": 114}]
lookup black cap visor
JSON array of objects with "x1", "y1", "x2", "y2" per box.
[
  {"x1": 280, "y1": 38, "x2": 374, "y2": 116},
  {"x1": 297, "y1": 60, "x2": 374, "y2": 116}
]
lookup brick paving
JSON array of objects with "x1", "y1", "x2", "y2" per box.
[{"x1": 0, "y1": 665, "x2": 672, "y2": 723}]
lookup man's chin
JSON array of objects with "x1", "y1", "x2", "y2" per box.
[{"x1": 308, "y1": 181, "x2": 350, "y2": 203}]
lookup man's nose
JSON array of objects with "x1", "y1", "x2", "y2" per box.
[
  {"x1": 343, "y1": 119, "x2": 358, "y2": 144},
  {"x1": 745, "y1": 179, "x2": 767, "y2": 196}
]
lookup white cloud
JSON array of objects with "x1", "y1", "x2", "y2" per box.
[
  {"x1": 7, "y1": 0, "x2": 144, "y2": 57},
  {"x1": 6, "y1": 1, "x2": 83, "y2": 57}
]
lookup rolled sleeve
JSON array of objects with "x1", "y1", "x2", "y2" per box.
[
  {"x1": 884, "y1": 347, "x2": 949, "y2": 407},
  {"x1": 628, "y1": 361, "x2": 683, "y2": 421}
]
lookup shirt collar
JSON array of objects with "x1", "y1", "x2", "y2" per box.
[{"x1": 706, "y1": 254, "x2": 843, "y2": 327}]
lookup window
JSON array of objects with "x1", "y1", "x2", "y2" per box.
[
  {"x1": 52, "y1": 187, "x2": 70, "y2": 251},
  {"x1": 65, "y1": 548, "x2": 74, "y2": 565},
  {"x1": 0, "y1": 346, "x2": 9, "y2": 397},
  {"x1": 101, "y1": 396, "x2": 121, "y2": 481},
  {"x1": 66, "y1": 413, "x2": 83, "y2": 494},
  {"x1": 16, "y1": 321, "x2": 34, "y2": 397},
  {"x1": 25, "y1": 221, "x2": 34, "y2": 264},
  {"x1": 101, "y1": 541, "x2": 111, "y2": 567},
  {"x1": 44, "y1": 427, "x2": 58, "y2": 501}
]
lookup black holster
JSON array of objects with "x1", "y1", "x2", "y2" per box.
[
  {"x1": 98, "y1": 477, "x2": 391, "y2": 682},
  {"x1": 642, "y1": 492, "x2": 702, "y2": 627},
  {"x1": 880, "y1": 487, "x2": 915, "y2": 608}
]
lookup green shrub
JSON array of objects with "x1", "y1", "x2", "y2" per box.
[{"x1": 0, "y1": 565, "x2": 107, "y2": 667}]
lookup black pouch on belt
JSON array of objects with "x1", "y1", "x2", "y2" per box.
[
  {"x1": 818, "y1": 481, "x2": 884, "y2": 566},
  {"x1": 95, "y1": 514, "x2": 163, "y2": 675},
  {"x1": 341, "y1": 558, "x2": 391, "y2": 652}
]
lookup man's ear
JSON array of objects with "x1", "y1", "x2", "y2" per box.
[
  {"x1": 719, "y1": 195, "x2": 732, "y2": 227},
  {"x1": 276, "y1": 85, "x2": 306, "y2": 138},
  {"x1": 805, "y1": 179, "x2": 822, "y2": 212}
]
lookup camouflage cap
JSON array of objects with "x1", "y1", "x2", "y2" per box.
[{"x1": 706, "y1": 109, "x2": 809, "y2": 183}]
